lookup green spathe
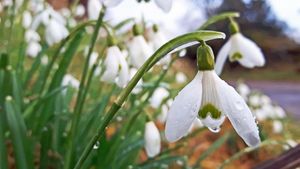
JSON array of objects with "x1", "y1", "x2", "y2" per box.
[
  {"x1": 198, "y1": 103, "x2": 222, "y2": 119},
  {"x1": 197, "y1": 42, "x2": 215, "y2": 71}
]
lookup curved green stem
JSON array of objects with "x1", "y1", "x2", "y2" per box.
[
  {"x1": 74, "y1": 30, "x2": 225, "y2": 169},
  {"x1": 64, "y1": 8, "x2": 106, "y2": 169},
  {"x1": 198, "y1": 12, "x2": 240, "y2": 30}
]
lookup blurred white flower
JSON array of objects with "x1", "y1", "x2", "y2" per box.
[
  {"x1": 26, "y1": 41, "x2": 41, "y2": 58},
  {"x1": 41, "y1": 55, "x2": 49, "y2": 65},
  {"x1": 249, "y1": 94, "x2": 261, "y2": 107},
  {"x1": 25, "y1": 29, "x2": 41, "y2": 42},
  {"x1": 45, "y1": 18, "x2": 69, "y2": 46},
  {"x1": 154, "y1": 0, "x2": 172, "y2": 12},
  {"x1": 144, "y1": 121, "x2": 161, "y2": 158},
  {"x1": 165, "y1": 70, "x2": 260, "y2": 147},
  {"x1": 101, "y1": 46, "x2": 129, "y2": 88},
  {"x1": 175, "y1": 72, "x2": 187, "y2": 84},
  {"x1": 102, "y1": 0, "x2": 123, "y2": 7},
  {"x1": 150, "y1": 87, "x2": 169, "y2": 108},
  {"x1": 149, "y1": 29, "x2": 171, "y2": 66},
  {"x1": 273, "y1": 105, "x2": 286, "y2": 118},
  {"x1": 130, "y1": 68, "x2": 143, "y2": 94},
  {"x1": 157, "y1": 99, "x2": 172, "y2": 123},
  {"x1": 128, "y1": 35, "x2": 153, "y2": 68},
  {"x1": 75, "y1": 4, "x2": 85, "y2": 17},
  {"x1": 260, "y1": 95, "x2": 271, "y2": 105},
  {"x1": 237, "y1": 83, "x2": 250, "y2": 100},
  {"x1": 62, "y1": 74, "x2": 80, "y2": 89},
  {"x1": 31, "y1": 5, "x2": 66, "y2": 30},
  {"x1": 25, "y1": 29, "x2": 41, "y2": 57},
  {"x1": 22, "y1": 11, "x2": 32, "y2": 29},
  {"x1": 215, "y1": 33, "x2": 265, "y2": 75},
  {"x1": 273, "y1": 120, "x2": 283, "y2": 133},
  {"x1": 88, "y1": 0, "x2": 102, "y2": 20}
]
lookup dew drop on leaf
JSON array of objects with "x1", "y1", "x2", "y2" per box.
[{"x1": 93, "y1": 141, "x2": 100, "y2": 149}]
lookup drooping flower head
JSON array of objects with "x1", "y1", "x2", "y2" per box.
[
  {"x1": 165, "y1": 41, "x2": 260, "y2": 147},
  {"x1": 101, "y1": 35, "x2": 129, "y2": 88},
  {"x1": 127, "y1": 24, "x2": 153, "y2": 68},
  {"x1": 144, "y1": 121, "x2": 161, "y2": 157},
  {"x1": 215, "y1": 18, "x2": 265, "y2": 75}
]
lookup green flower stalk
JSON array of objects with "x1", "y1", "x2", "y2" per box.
[{"x1": 74, "y1": 30, "x2": 225, "y2": 169}]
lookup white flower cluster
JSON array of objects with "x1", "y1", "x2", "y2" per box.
[{"x1": 236, "y1": 82, "x2": 287, "y2": 134}]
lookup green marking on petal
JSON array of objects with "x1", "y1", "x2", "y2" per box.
[
  {"x1": 229, "y1": 52, "x2": 243, "y2": 62},
  {"x1": 198, "y1": 103, "x2": 222, "y2": 119}
]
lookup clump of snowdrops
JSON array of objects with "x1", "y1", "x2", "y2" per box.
[{"x1": 0, "y1": 0, "x2": 298, "y2": 169}]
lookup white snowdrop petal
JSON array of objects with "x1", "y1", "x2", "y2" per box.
[
  {"x1": 154, "y1": 0, "x2": 172, "y2": 12},
  {"x1": 144, "y1": 121, "x2": 161, "y2": 157},
  {"x1": 215, "y1": 40, "x2": 231, "y2": 75},
  {"x1": 230, "y1": 33, "x2": 265, "y2": 68},
  {"x1": 62, "y1": 74, "x2": 80, "y2": 89},
  {"x1": 88, "y1": 0, "x2": 102, "y2": 20},
  {"x1": 26, "y1": 41, "x2": 42, "y2": 58},
  {"x1": 102, "y1": 0, "x2": 123, "y2": 7},
  {"x1": 165, "y1": 72, "x2": 203, "y2": 142},
  {"x1": 200, "y1": 115, "x2": 225, "y2": 131},
  {"x1": 22, "y1": 11, "x2": 32, "y2": 29},
  {"x1": 116, "y1": 50, "x2": 129, "y2": 88},
  {"x1": 215, "y1": 72, "x2": 260, "y2": 147},
  {"x1": 130, "y1": 68, "x2": 143, "y2": 94},
  {"x1": 128, "y1": 35, "x2": 152, "y2": 68},
  {"x1": 101, "y1": 46, "x2": 121, "y2": 83},
  {"x1": 150, "y1": 87, "x2": 169, "y2": 109}
]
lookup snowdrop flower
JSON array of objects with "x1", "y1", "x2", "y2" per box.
[
  {"x1": 260, "y1": 95, "x2": 271, "y2": 105},
  {"x1": 249, "y1": 94, "x2": 261, "y2": 108},
  {"x1": 176, "y1": 72, "x2": 187, "y2": 84},
  {"x1": 99, "y1": 0, "x2": 172, "y2": 12},
  {"x1": 157, "y1": 99, "x2": 173, "y2": 123},
  {"x1": 273, "y1": 120, "x2": 283, "y2": 133},
  {"x1": 101, "y1": 46, "x2": 129, "y2": 88},
  {"x1": 25, "y1": 29, "x2": 40, "y2": 42},
  {"x1": 144, "y1": 121, "x2": 161, "y2": 157},
  {"x1": 128, "y1": 24, "x2": 153, "y2": 68},
  {"x1": 62, "y1": 74, "x2": 80, "y2": 89},
  {"x1": 25, "y1": 29, "x2": 41, "y2": 57},
  {"x1": 31, "y1": 5, "x2": 66, "y2": 30},
  {"x1": 88, "y1": 0, "x2": 102, "y2": 20},
  {"x1": 75, "y1": 4, "x2": 85, "y2": 17},
  {"x1": 273, "y1": 106, "x2": 286, "y2": 118},
  {"x1": 45, "y1": 18, "x2": 69, "y2": 46},
  {"x1": 154, "y1": 0, "x2": 172, "y2": 12},
  {"x1": 150, "y1": 87, "x2": 169, "y2": 109},
  {"x1": 165, "y1": 43, "x2": 260, "y2": 147},
  {"x1": 129, "y1": 68, "x2": 143, "y2": 94},
  {"x1": 149, "y1": 25, "x2": 171, "y2": 66},
  {"x1": 41, "y1": 55, "x2": 49, "y2": 65},
  {"x1": 26, "y1": 41, "x2": 42, "y2": 58},
  {"x1": 128, "y1": 35, "x2": 153, "y2": 68},
  {"x1": 22, "y1": 11, "x2": 32, "y2": 29},
  {"x1": 236, "y1": 83, "x2": 250, "y2": 100},
  {"x1": 215, "y1": 20, "x2": 265, "y2": 75}
]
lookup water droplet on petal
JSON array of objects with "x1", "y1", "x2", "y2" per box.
[
  {"x1": 93, "y1": 141, "x2": 100, "y2": 149},
  {"x1": 208, "y1": 127, "x2": 221, "y2": 133},
  {"x1": 235, "y1": 100, "x2": 244, "y2": 111}
]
